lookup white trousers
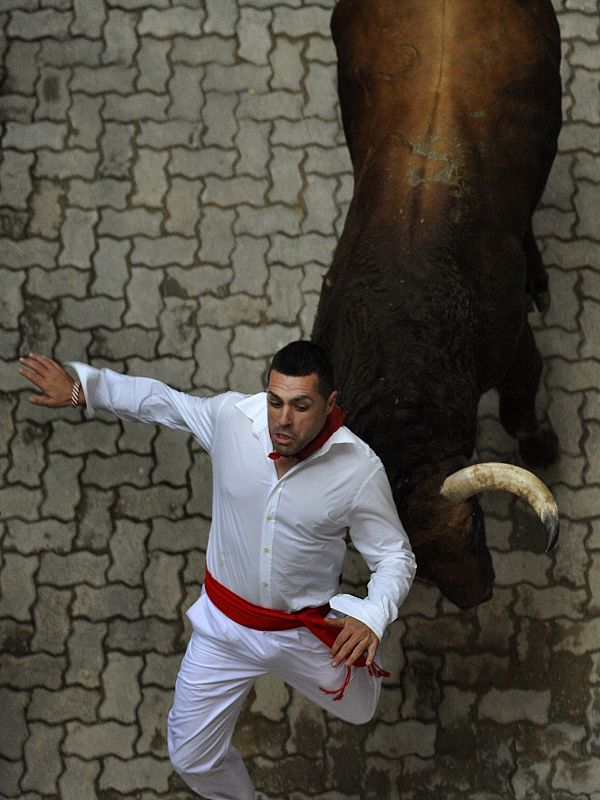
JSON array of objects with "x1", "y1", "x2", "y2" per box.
[{"x1": 167, "y1": 592, "x2": 382, "y2": 800}]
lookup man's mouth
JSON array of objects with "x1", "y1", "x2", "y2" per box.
[{"x1": 273, "y1": 432, "x2": 294, "y2": 446}]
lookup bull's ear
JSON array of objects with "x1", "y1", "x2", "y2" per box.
[{"x1": 326, "y1": 390, "x2": 338, "y2": 415}]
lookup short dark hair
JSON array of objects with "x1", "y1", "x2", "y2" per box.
[{"x1": 268, "y1": 340, "x2": 335, "y2": 399}]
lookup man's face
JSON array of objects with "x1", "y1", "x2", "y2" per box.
[{"x1": 267, "y1": 370, "x2": 336, "y2": 457}]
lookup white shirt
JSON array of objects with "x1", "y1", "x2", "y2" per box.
[{"x1": 70, "y1": 364, "x2": 416, "y2": 639}]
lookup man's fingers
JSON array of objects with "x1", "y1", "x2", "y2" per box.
[{"x1": 19, "y1": 367, "x2": 47, "y2": 390}]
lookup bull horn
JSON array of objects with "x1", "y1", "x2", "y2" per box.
[{"x1": 440, "y1": 462, "x2": 559, "y2": 552}]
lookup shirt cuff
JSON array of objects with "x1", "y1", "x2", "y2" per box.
[
  {"x1": 328, "y1": 593, "x2": 388, "y2": 641},
  {"x1": 66, "y1": 362, "x2": 97, "y2": 418}
]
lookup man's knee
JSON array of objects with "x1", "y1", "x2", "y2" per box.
[{"x1": 168, "y1": 715, "x2": 223, "y2": 778}]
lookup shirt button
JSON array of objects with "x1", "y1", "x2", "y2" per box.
[
  {"x1": 266, "y1": 514, "x2": 273, "y2": 521},
  {"x1": 263, "y1": 546, "x2": 270, "y2": 553},
  {"x1": 262, "y1": 580, "x2": 269, "y2": 587}
]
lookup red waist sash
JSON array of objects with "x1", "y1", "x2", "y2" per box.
[{"x1": 204, "y1": 569, "x2": 388, "y2": 700}]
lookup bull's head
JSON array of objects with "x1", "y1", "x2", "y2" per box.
[{"x1": 397, "y1": 462, "x2": 559, "y2": 608}]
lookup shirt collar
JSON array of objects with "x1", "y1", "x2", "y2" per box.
[{"x1": 234, "y1": 392, "x2": 356, "y2": 460}]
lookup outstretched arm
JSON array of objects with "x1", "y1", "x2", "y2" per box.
[{"x1": 19, "y1": 353, "x2": 85, "y2": 408}]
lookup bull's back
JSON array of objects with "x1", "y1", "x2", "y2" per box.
[{"x1": 333, "y1": 0, "x2": 561, "y2": 228}]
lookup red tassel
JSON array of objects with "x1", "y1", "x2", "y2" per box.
[{"x1": 320, "y1": 666, "x2": 353, "y2": 701}]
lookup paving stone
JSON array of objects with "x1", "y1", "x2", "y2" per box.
[
  {"x1": 139, "y1": 7, "x2": 205, "y2": 37},
  {"x1": 138, "y1": 119, "x2": 201, "y2": 148},
  {"x1": 152, "y1": 425, "x2": 192, "y2": 486},
  {"x1": 137, "y1": 37, "x2": 171, "y2": 92},
  {"x1": 59, "y1": 297, "x2": 125, "y2": 331},
  {"x1": 132, "y1": 234, "x2": 196, "y2": 267},
  {"x1": 125, "y1": 268, "x2": 164, "y2": 326},
  {"x1": 0, "y1": 266, "x2": 25, "y2": 328},
  {"x1": 40, "y1": 37, "x2": 103, "y2": 67},
  {"x1": 165, "y1": 177, "x2": 202, "y2": 236},
  {"x1": 108, "y1": 519, "x2": 149, "y2": 586},
  {"x1": 28, "y1": 180, "x2": 64, "y2": 239},
  {"x1": 22, "y1": 722, "x2": 63, "y2": 794},
  {"x1": 237, "y1": 6, "x2": 271, "y2": 65},
  {"x1": 305, "y1": 62, "x2": 338, "y2": 120},
  {"x1": 5, "y1": 517, "x2": 74, "y2": 553},
  {"x1": 76, "y1": 487, "x2": 114, "y2": 551},
  {"x1": 575, "y1": 181, "x2": 600, "y2": 237},
  {"x1": 3, "y1": 40, "x2": 40, "y2": 93},
  {"x1": 235, "y1": 119, "x2": 271, "y2": 178},
  {"x1": 68, "y1": 94, "x2": 103, "y2": 149},
  {"x1": 272, "y1": 6, "x2": 331, "y2": 37},
  {"x1": 58, "y1": 757, "x2": 101, "y2": 800},
  {"x1": 142, "y1": 653, "x2": 182, "y2": 688},
  {"x1": 147, "y1": 516, "x2": 208, "y2": 556},
  {"x1": 106, "y1": 618, "x2": 177, "y2": 654},
  {"x1": 198, "y1": 293, "x2": 266, "y2": 327},
  {"x1": 41, "y1": 452, "x2": 83, "y2": 520},
  {"x1": 303, "y1": 174, "x2": 338, "y2": 234},
  {"x1": 58, "y1": 207, "x2": 97, "y2": 269},
  {"x1": 8, "y1": 9, "x2": 71, "y2": 40},
  {"x1": 199, "y1": 206, "x2": 236, "y2": 264},
  {"x1": 142, "y1": 551, "x2": 185, "y2": 619},
  {"x1": 306, "y1": 35, "x2": 337, "y2": 63},
  {"x1": 50, "y1": 418, "x2": 118, "y2": 459},
  {"x1": 365, "y1": 720, "x2": 437, "y2": 758},
  {"x1": 0, "y1": 94, "x2": 36, "y2": 123},
  {"x1": 553, "y1": 758, "x2": 600, "y2": 793},
  {"x1": 34, "y1": 148, "x2": 99, "y2": 180},
  {"x1": 99, "y1": 754, "x2": 173, "y2": 793},
  {"x1": 169, "y1": 64, "x2": 204, "y2": 121},
  {"x1": 100, "y1": 122, "x2": 135, "y2": 179},
  {"x1": 103, "y1": 8, "x2": 138, "y2": 66},
  {"x1": 169, "y1": 146, "x2": 236, "y2": 178},
  {"x1": 272, "y1": 117, "x2": 339, "y2": 147},
  {"x1": 202, "y1": 92, "x2": 238, "y2": 147},
  {"x1": 71, "y1": 0, "x2": 105, "y2": 37},
  {"x1": 92, "y1": 237, "x2": 131, "y2": 298},
  {"x1": 31, "y1": 586, "x2": 72, "y2": 655},
  {"x1": 132, "y1": 148, "x2": 169, "y2": 206},
  {"x1": 172, "y1": 34, "x2": 236, "y2": 65},
  {"x1": 136, "y1": 686, "x2": 172, "y2": 756},
  {"x1": 236, "y1": 204, "x2": 302, "y2": 236},
  {"x1": 268, "y1": 232, "x2": 336, "y2": 267},
  {"x1": 72, "y1": 65, "x2": 136, "y2": 94},
  {"x1": 73, "y1": 583, "x2": 143, "y2": 621},
  {"x1": 99, "y1": 651, "x2": 143, "y2": 722},
  {"x1": 116, "y1": 484, "x2": 189, "y2": 521},
  {"x1": 35, "y1": 67, "x2": 70, "y2": 121},
  {"x1": 69, "y1": 178, "x2": 130, "y2": 209},
  {"x1": 267, "y1": 265, "x2": 303, "y2": 324},
  {"x1": 203, "y1": 175, "x2": 268, "y2": 207},
  {"x1": 232, "y1": 323, "x2": 301, "y2": 358},
  {"x1": 0, "y1": 552, "x2": 38, "y2": 622},
  {"x1": 104, "y1": 91, "x2": 170, "y2": 122},
  {"x1": 268, "y1": 146, "x2": 303, "y2": 204},
  {"x1": 0, "y1": 756, "x2": 23, "y2": 797},
  {"x1": 38, "y1": 551, "x2": 109, "y2": 587},
  {"x1": 0, "y1": 652, "x2": 65, "y2": 690},
  {"x1": 0, "y1": 150, "x2": 34, "y2": 209},
  {"x1": 270, "y1": 37, "x2": 304, "y2": 91},
  {"x1": 204, "y1": 0, "x2": 237, "y2": 35},
  {"x1": 0, "y1": 689, "x2": 28, "y2": 758},
  {"x1": 64, "y1": 720, "x2": 137, "y2": 758}
]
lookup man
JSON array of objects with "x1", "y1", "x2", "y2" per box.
[{"x1": 19, "y1": 341, "x2": 416, "y2": 800}]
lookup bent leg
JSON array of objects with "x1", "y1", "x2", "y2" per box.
[
  {"x1": 497, "y1": 323, "x2": 558, "y2": 467},
  {"x1": 168, "y1": 596, "x2": 265, "y2": 800},
  {"x1": 270, "y1": 627, "x2": 381, "y2": 725}
]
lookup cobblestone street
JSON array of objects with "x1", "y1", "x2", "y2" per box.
[{"x1": 1, "y1": 1, "x2": 600, "y2": 798}]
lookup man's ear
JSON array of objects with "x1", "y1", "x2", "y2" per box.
[{"x1": 326, "y1": 390, "x2": 337, "y2": 414}]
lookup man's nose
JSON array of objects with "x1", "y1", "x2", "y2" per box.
[{"x1": 279, "y1": 406, "x2": 292, "y2": 425}]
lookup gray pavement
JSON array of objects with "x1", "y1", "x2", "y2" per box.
[{"x1": 1, "y1": 0, "x2": 600, "y2": 798}]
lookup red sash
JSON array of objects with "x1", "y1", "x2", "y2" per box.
[{"x1": 204, "y1": 569, "x2": 388, "y2": 701}]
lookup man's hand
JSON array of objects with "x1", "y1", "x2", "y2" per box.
[
  {"x1": 19, "y1": 353, "x2": 83, "y2": 408},
  {"x1": 325, "y1": 616, "x2": 379, "y2": 668}
]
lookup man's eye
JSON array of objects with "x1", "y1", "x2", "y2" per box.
[{"x1": 295, "y1": 406, "x2": 308, "y2": 412}]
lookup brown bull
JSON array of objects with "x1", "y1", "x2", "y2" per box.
[{"x1": 312, "y1": 0, "x2": 562, "y2": 608}]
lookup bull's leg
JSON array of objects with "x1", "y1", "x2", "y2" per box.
[
  {"x1": 497, "y1": 324, "x2": 558, "y2": 467},
  {"x1": 524, "y1": 224, "x2": 550, "y2": 312}
]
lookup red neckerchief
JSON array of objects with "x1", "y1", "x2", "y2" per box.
[{"x1": 268, "y1": 404, "x2": 345, "y2": 462}]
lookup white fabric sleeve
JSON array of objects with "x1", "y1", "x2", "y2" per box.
[
  {"x1": 67, "y1": 362, "x2": 225, "y2": 452},
  {"x1": 328, "y1": 467, "x2": 416, "y2": 640}
]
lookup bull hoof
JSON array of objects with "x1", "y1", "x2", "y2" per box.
[{"x1": 518, "y1": 427, "x2": 559, "y2": 468}]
